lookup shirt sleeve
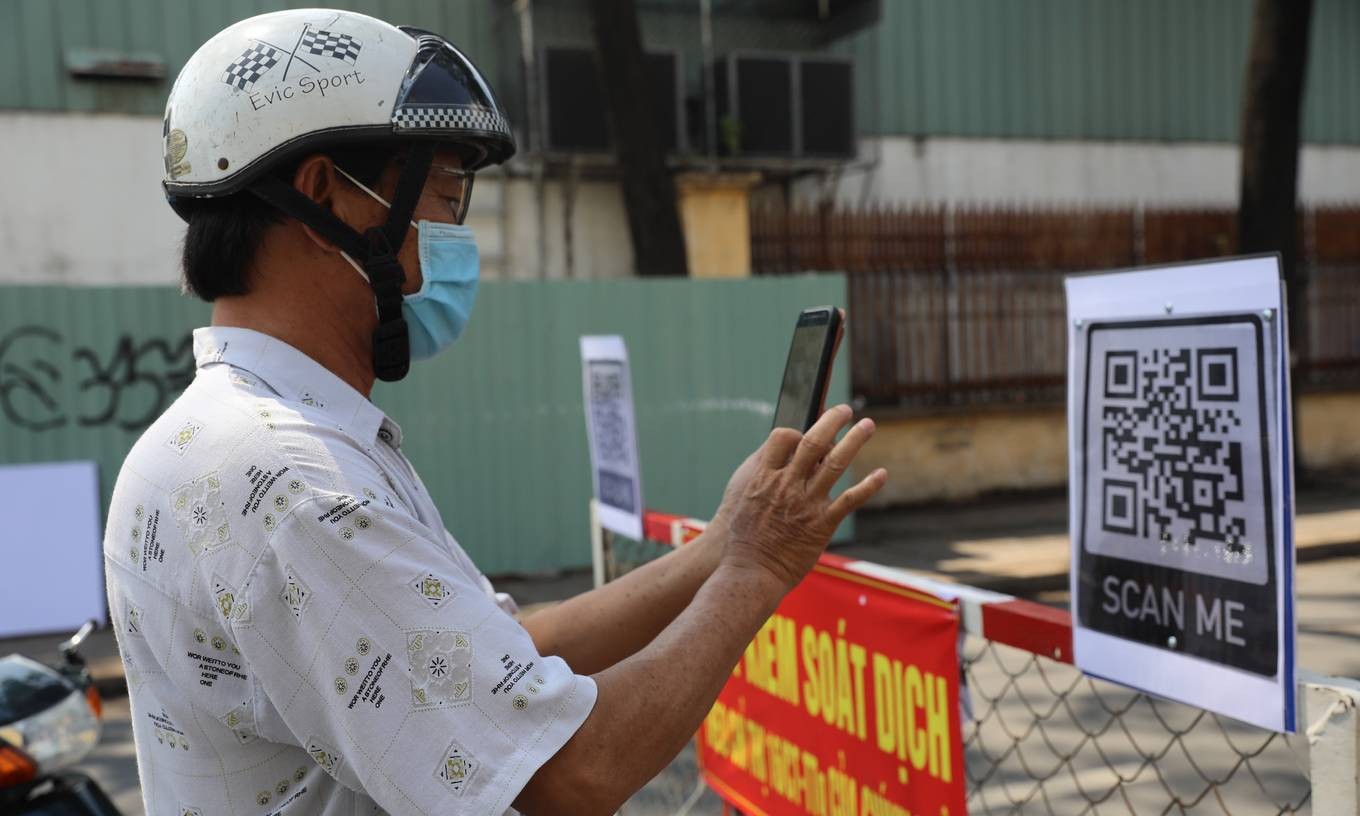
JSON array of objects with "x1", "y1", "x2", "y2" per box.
[{"x1": 230, "y1": 489, "x2": 596, "y2": 815}]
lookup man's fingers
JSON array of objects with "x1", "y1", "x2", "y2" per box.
[
  {"x1": 788, "y1": 404, "x2": 853, "y2": 476},
  {"x1": 826, "y1": 468, "x2": 888, "y2": 524},
  {"x1": 809, "y1": 417, "x2": 875, "y2": 495},
  {"x1": 760, "y1": 427, "x2": 803, "y2": 469}
]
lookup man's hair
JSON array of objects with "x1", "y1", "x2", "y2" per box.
[{"x1": 180, "y1": 143, "x2": 403, "y2": 301}]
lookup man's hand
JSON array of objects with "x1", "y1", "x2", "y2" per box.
[
  {"x1": 515, "y1": 405, "x2": 885, "y2": 814},
  {"x1": 716, "y1": 404, "x2": 884, "y2": 591},
  {"x1": 526, "y1": 403, "x2": 882, "y2": 675}
]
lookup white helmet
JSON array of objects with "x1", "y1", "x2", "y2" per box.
[
  {"x1": 163, "y1": 7, "x2": 514, "y2": 204},
  {"x1": 161, "y1": 8, "x2": 516, "y2": 382}
]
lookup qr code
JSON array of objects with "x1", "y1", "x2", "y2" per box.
[
  {"x1": 1082, "y1": 318, "x2": 1271, "y2": 584},
  {"x1": 588, "y1": 362, "x2": 632, "y2": 470}
]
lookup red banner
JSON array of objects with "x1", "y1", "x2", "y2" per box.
[{"x1": 698, "y1": 560, "x2": 966, "y2": 816}]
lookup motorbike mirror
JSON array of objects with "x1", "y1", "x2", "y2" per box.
[{"x1": 58, "y1": 620, "x2": 97, "y2": 660}]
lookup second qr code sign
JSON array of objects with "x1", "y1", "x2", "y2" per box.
[
  {"x1": 580, "y1": 335, "x2": 645, "y2": 541},
  {"x1": 1078, "y1": 314, "x2": 1277, "y2": 676},
  {"x1": 587, "y1": 360, "x2": 638, "y2": 514}
]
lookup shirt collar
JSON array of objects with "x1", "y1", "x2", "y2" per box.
[{"x1": 193, "y1": 326, "x2": 399, "y2": 447}]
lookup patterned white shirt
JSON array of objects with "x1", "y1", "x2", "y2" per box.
[{"x1": 103, "y1": 326, "x2": 596, "y2": 815}]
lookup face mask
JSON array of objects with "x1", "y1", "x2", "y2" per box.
[
  {"x1": 335, "y1": 166, "x2": 480, "y2": 361},
  {"x1": 405, "y1": 221, "x2": 479, "y2": 360}
]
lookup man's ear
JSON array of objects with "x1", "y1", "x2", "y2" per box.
[{"x1": 292, "y1": 154, "x2": 380, "y2": 254}]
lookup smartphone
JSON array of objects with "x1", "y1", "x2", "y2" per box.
[{"x1": 772, "y1": 306, "x2": 844, "y2": 431}]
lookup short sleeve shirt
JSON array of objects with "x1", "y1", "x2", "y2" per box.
[{"x1": 102, "y1": 326, "x2": 596, "y2": 815}]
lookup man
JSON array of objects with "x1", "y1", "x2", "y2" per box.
[{"x1": 104, "y1": 9, "x2": 887, "y2": 814}]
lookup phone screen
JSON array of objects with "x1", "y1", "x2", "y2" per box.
[{"x1": 773, "y1": 310, "x2": 835, "y2": 430}]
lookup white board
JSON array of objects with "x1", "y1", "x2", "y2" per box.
[
  {"x1": 0, "y1": 460, "x2": 106, "y2": 638},
  {"x1": 580, "y1": 336, "x2": 644, "y2": 540},
  {"x1": 1065, "y1": 255, "x2": 1296, "y2": 733}
]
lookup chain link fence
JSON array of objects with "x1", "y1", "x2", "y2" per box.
[{"x1": 962, "y1": 635, "x2": 1312, "y2": 815}]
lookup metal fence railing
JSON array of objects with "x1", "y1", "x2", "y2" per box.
[{"x1": 751, "y1": 205, "x2": 1360, "y2": 408}]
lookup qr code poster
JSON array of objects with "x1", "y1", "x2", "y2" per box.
[
  {"x1": 1083, "y1": 318, "x2": 1273, "y2": 584},
  {"x1": 580, "y1": 336, "x2": 644, "y2": 540},
  {"x1": 1066, "y1": 257, "x2": 1296, "y2": 733}
]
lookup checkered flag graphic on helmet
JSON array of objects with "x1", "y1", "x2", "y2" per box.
[
  {"x1": 301, "y1": 29, "x2": 362, "y2": 64},
  {"x1": 221, "y1": 42, "x2": 282, "y2": 91}
]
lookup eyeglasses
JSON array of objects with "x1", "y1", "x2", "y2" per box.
[
  {"x1": 429, "y1": 163, "x2": 475, "y2": 225},
  {"x1": 334, "y1": 161, "x2": 476, "y2": 226}
]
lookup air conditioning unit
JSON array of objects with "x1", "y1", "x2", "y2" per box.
[
  {"x1": 713, "y1": 53, "x2": 855, "y2": 160},
  {"x1": 541, "y1": 47, "x2": 684, "y2": 154}
]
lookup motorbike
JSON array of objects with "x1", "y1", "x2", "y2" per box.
[{"x1": 0, "y1": 620, "x2": 123, "y2": 814}]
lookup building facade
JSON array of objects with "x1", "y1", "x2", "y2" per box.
[{"x1": 1, "y1": 0, "x2": 1357, "y2": 286}]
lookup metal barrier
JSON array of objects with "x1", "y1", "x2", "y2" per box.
[{"x1": 594, "y1": 502, "x2": 1360, "y2": 815}]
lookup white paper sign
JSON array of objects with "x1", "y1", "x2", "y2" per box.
[
  {"x1": 580, "y1": 336, "x2": 644, "y2": 540},
  {"x1": 1065, "y1": 256, "x2": 1296, "y2": 733},
  {"x1": 0, "y1": 460, "x2": 107, "y2": 638}
]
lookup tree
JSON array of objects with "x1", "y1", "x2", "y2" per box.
[
  {"x1": 588, "y1": 0, "x2": 689, "y2": 277},
  {"x1": 1237, "y1": 0, "x2": 1314, "y2": 474}
]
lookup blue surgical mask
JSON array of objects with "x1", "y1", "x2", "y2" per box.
[
  {"x1": 405, "y1": 221, "x2": 479, "y2": 360},
  {"x1": 335, "y1": 166, "x2": 480, "y2": 361}
]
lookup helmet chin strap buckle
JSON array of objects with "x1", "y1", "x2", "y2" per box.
[
  {"x1": 372, "y1": 318, "x2": 411, "y2": 383},
  {"x1": 364, "y1": 226, "x2": 411, "y2": 383}
]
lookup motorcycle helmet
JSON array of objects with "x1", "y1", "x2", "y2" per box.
[{"x1": 162, "y1": 8, "x2": 515, "y2": 381}]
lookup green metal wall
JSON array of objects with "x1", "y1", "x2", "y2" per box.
[
  {"x1": 0, "y1": 0, "x2": 501, "y2": 117},
  {"x1": 0, "y1": 276, "x2": 850, "y2": 575},
  {"x1": 3, "y1": 0, "x2": 1356, "y2": 144},
  {"x1": 378, "y1": 276, "x2": 852, "y2": 574},
  {"x1": 836, "y1": 0, "x2": 1360, "y2": 144}
]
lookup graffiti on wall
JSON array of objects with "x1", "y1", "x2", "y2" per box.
[{"x1": 0, "y1": 326, "x2": 195, "y2": 432}]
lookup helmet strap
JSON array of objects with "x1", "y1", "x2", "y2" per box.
[
  {"x1": 365, "y1": 140, "x2": 433, "y2": 382},
  {"x1": 249, "y1": 141, "x2": 436, "y2": 383}
]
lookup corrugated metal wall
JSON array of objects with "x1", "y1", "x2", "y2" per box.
[
  {"x1": 835, "y1": 0, "x2": 1359, "y2": 144},
  {"x1": 0, "y1": 0, "x2": 500, "y2": 117},
  {"x1": 0, "y1": 275, "x2": 850, "y2": 575},
  {"x1": 1307, "y1": 0, "x2": 1360, "y2": 145},
  {"x1": 2, "y1": 0, "x2": 1355, "y2": 144}
]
